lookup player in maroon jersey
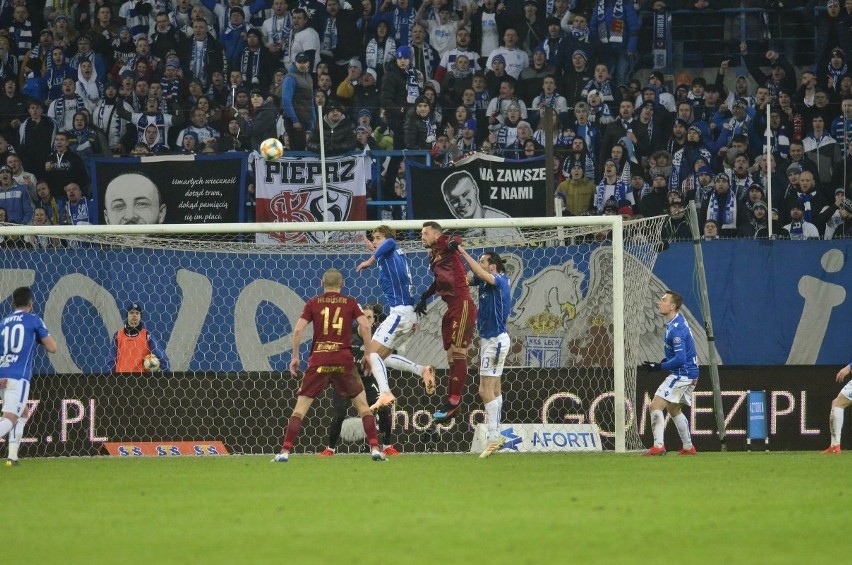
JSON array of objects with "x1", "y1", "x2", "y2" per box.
[
  {"x1": 416, "y1": 221, "x2": 478, "y2": 423},
  {"x1": 273, "y1": 269, "x2": 387, "y2": 462}
]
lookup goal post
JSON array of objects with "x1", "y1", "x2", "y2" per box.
[{"x1": 0, "y1": 215, "x2": 667, "y2": 456}]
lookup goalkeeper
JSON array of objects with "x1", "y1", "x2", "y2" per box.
[
  {"x1": 642, "y1": 290, "x2": 699, "y2": 456},
  {"x1": 110, "y1": 302, "x2": 170, "y2": 373},
  {"x1": 320, "y1": 305, "x2": 397, "y2": 456}
]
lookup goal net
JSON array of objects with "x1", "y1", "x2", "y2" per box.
[{"x1": 0, "y1": 216, "x2": 667, "y2": 456}]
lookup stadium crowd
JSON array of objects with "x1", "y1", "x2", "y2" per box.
[{"x1": 0, "y1": 0, "x2": 850, "y2": 240}]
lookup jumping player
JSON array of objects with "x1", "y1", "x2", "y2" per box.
[
  {"x1": 417, "y1": 221, "x2": 477, "y2": 423},
  {"x1": 642, "y1": 290, "x2": 699, "y2": 456},
  {"x1": 459, "y1": 247, "x2": 513, "y2": 458},
  {"x1": 0, "y1": 287, "x2": 58, "y2": 466},
  {"x1": 273, "y1": 269, "x2": 386, "y2": 462},
  {"x1": 355, "y1": 225, "x2": 437, "y2": 411}
]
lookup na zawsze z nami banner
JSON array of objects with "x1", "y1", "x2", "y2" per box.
[
  {"x1": 92, "y1": 154, "x2": 247, "y2": 224},
  {"x1": 407, "y1": 154, "x2": 547, "y2": 231},
  {"x1": 253, "y1": 154, "x2": 368, "y2": 243}
]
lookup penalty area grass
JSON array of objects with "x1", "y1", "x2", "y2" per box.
[{"x1": 5, "y1": 452, "x2": 849, "y2": 564}]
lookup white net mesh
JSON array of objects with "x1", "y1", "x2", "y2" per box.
[{"x1": 0, "y1": 217, "x2": 667, "y2": 456}]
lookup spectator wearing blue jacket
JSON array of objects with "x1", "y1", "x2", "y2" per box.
[
  {"x1": 588, "y1": 0, "x2": 639, "y2": 87},
  {"x1": 0, "y1": 165, "x2": 33, "y2": 225}
]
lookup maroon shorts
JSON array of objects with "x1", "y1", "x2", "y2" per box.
[
  {"x1": 441, "y1": 297, "x2": 476, "y2": 350},
  {"x1": 298, "y1": 362, "x2": 364, "y2": 398}
]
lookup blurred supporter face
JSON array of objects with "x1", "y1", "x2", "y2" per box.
[
  {"x1": 843, "y1": 100, "x2": 852, "y2": 118},
  {"x1": 317, "y1": 74, "x2": 332, "y2": 90},
  {"x1": 415, "y1": 101, "x2": 430, "y2": 117},
  {"x1": 755, "y1": 87, "x2": 769, "y2": 104},
  {"x1": 686, "y1": 128, "x2": 700, "y2": 143},
  {"x1": 829, "y1": 0, "x2": 841, "y2": 16},
  {"x1": 610, "y1": 145, "x2": 623, "y2": 162},
  {"x1": 314, "y1": 91, "x2": 326, "y2": 106},
  {"x1": 236, "y1": 92, "x2": 249, "y2": 106},
  {"x1": 375, "y1": 21, "x2": 388, "y2": 38},
  {"x1": 543, "y1": 77, "x2": 556, "y2": 94},
  {"x1": 570, "y1": 166, "x2": 584, "y2": 180},
  {"x1": 506, "y1": 107, "x2": 520, "y2": 122},
  {"x1": 669, "y1": 200, "x2": 685, "y2": 218},
  {"x1": 814, "y1": 92, "x2": 829, "y2": 108},
  {"x1": 136, "y1": 80, "x2": 149, "y2": 96},
  {"x1": 791, "y1": 207, "x2": 804, "y2": 220},
  {"x1": 80, "y1": 61, "x2": 94, "y2": 80},
  {"x1": 410, "y1": 24, "x2": 426, "y2": 44},
  {"x1": 787, "y1": 169, "x2": 800, "y2": 185},
  {"x1": 770, "y1": 112, "x2": 781, "y2": 128},
  {"x1": 65, "y1": 183, "x2": 82, "y2": 203},
  {"x1": 192, "y1": 109, "x2": 207, "y2": 126},
  {"x1": 51, "y1": 48, "x2": 64, "y2": 66},
  {"x1": 572, "y1": 53, "x2": 585, "y2": 69},
  {"x1": 3, "y1": 79, "x2": 15, "y2": 97},
  {"x1": 136, "y1": 38, "x2": 150, "y2": 56},
  {"x1": 274, "y1": 0, "x2": 287, "y2": 15},
  {"x1": 33, "y1": 208, "x2": 48, "y2": 225},
  {"x1": 572, "y1": 138, "x2": 584, "y2": 152},
  {"x1": 604, "y1": 161, "x2": 617, "y2": 177},
  {"x1": 503, "y1": 29, "x2": 518, "y2": 47},
  {"x1": 13, "y1": 6, "x2": 26, "y2": 22},
  {"x1": 753, "y1": 207, "x2": 766, "y2": 221},
  {"x1": 677, "y1": 103, "x2": 691, "y2": 121},
  {"x1": 454, "y1": 55, "x2": 470, "y2": 73},
  {"x1": 812, "y1": 115, "x2": 825, "y2": 131},
  {"x1": 6, "y1": 154, "x2": 20, "y2": 173},
  {"x1": 457, "y1": 29, "x2": 470, "y2": 47},
  {"x1": 498, "y1": 81, "x2": 513, "y2": 99},
  {"x1": 455, "y1": 106, "x2": 468, "y2": 123},
  {"x1": 789, "y1": 143, "x2": 804, "y2": 160},
  {"x1": 517, "y1": 123, "x2": 532, "y2": 139},
  {"x1": 594, "y1": 65, "x2": 607, "y2": 81},
  {"x1": 54, "y1": 134, "x2": 68, "y2": 152},
  {"x1": 183, "y1": 135, "x2": 197, "y2": 151},
  {"x1": 36, "y1": 183, "x2": 51, "y2": 201},
  {"x1": 672, "y1": 122, "x2": 685, "y2": 138},
  {"x1": 618, "y1": 101, "x2": 632, "y2": 119},
  {"x1": 462, "y1": 89, "x2": 475, "y2": 105},
  {"x1": 703, "y1": 221, "x2": 718, "y2": 237},
  {"x1": 733, "y1": 155, "x2": 748, "y2": 174},
  {"x1": 61, "y1": 78, "x2": 75, "y2": 96},
  {"x1": 778, "y1": 91, "x2": 791, "y2": 107},
  {"x1": 799, "y1": 172, "x2": 814, "y2": 191},
  {"x1": 73, "y1": 113, "x2": 87, "y2": 129},
  {"x1": 144, "y1": 125, "x2": 159, "y2": 144},
  {"x1": 652, "y1": 175, "x2": 667, "y2": 189},
  {"x1": 714, "y1": 178, "x2": 729, "y2": 193},
  {"x1": 573, "y1": 15, "x2": 588, "y2": 29},
  {"x1": 98, "y1": 6, "x2": 112, "y2": 24},
  {"x1": 748, "y1": 186, "x2": 763, "y2": 202},
  {"x1": 587, "y1": 92, "x2": 601, "y2": 106},
  {"x1": 0, "y1": 208, "x2": 6, "y2": 221},
  {"x1": 192, "y1": 20, "x2": 208, "y2": 39}
]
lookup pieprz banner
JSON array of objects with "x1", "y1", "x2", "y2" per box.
[
  {"x1": 407, "y1": 154, "x2": 547, "y2": 240},
  {"x1": 91, "y1": 155, "x2": 246, "y2": 224},
  {"x1": 253, "y1": 154, "x2": 368, "y2": 244}
]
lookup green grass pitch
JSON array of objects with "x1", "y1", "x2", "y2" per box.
[{"x1": 7, "y1": 452, "x2": 850, "y2": 564}]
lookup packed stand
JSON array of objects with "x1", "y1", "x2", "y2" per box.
[{"x1": 0, "y1": 0, "x2": 849, "y2": 241}]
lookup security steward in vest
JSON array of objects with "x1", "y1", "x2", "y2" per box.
[{"x1": 112, "y1": 302, "x2": 170, "y2": 373}]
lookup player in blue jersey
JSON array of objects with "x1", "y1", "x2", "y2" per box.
[
  {"x1": 821, "y1": 361, "x2": 852, "y2": 454},
  {"x1": 0, "y1": 287, "x2": 57, "y2": 466},
  {"x1": 355, "y1": 225, "x2": 437, "y2": 410},
  {"x1": 642, "y1": 290, "x2": 699, "y2": 456},
  {"x1": 459, "y1": 247, "x2": 512, "y2": 459}
]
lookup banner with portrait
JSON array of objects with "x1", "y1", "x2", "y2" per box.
[
  {"x1": 253, "y1": 153, "x2": 369, "y2": 244},
  {"x1": 407, "y1": 154, "x2": 548, "y2": 239},
  {"x1": 91, "y1": 154, "x2": 247, "y2": 224}
]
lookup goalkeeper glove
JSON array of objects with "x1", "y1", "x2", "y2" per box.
[
  {"x1": 642, "y1": 361, "x2": 662, "y2": 372},
  {"x1": 414, "y1": 294, "x2": 429, "y2": 316},
  {"x1": 447, "y1": 235, "x2": 461, "y2": 252}
]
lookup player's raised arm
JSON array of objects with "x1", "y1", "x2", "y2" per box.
[
  {"x1": 459, "y1": 246, "x2": 496, "y2": 285},
  {"x1": 289, "y1": 317, "x2": 310, "y2": 375}
]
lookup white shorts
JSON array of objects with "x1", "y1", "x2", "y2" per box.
[
  {"x1": 372, "y1": 305, "x2": 417, "y2": 350},
  {"x1": 654, "y1": 374, "x2": 696, "y2": 407},
  {"x1": 0, "y1": 378, "x2": 30, "y2": 417},
  {"x1": 479, "y1": 333, "x2": 510, "y2": 378},
  {"x1": 840, "y1": 380, "x2": 852, "y2": 401}
]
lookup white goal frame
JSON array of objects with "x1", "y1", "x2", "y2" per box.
[{"x1": 0, "y1": 216, "x2": 630, "y2": 452}]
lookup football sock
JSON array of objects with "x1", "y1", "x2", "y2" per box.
[
  {"x1": 447, "y1": 357, "x2": 468, "y2": 405},
  {"x1": 384, "y1": 354, "x2": 423, "y2": 376},
  {"x1": 0, "y1": 418, "x2": 14, "y2": 439},
  {"x1": 282, "y1": 415, "x2": 303, "y2": 451},
  {"x1": 7, "y1": 417, "x2": 27, "y2": 461},
  {"x1": 369, "y1": 352, "x2": 390, "y2": 394},
  {"x1": 830, "y1": 407, "x2": 844, "y2": 446},
  {"x1": 485, "y1": 398, "x2": 500, "y2": 442},
  {"x1": 377, "y1": 407, "x2": 392, "y2": 446},
  {"x1": 496, "y1": 394, "x2": 503, "y2": 419},
  {"x1": 361, "y1": 414, "x2": 379, "y2": 448},
  {"x1": 650, "y1": 410, "x2": 665, "y2": 447},
  {"x1": 327, "y1": 414, "x2": 345, "y2": 449},
  {"x1": 673, "y1": 413, "x2": 692, "y2": 449}
]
